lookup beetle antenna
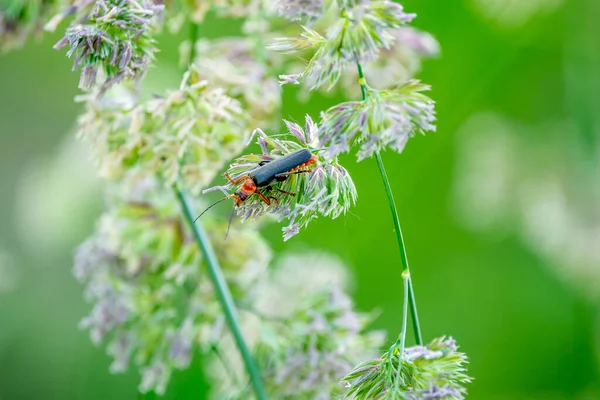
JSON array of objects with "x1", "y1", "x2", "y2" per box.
[
  {"x1": 225, "y1": 206, "x2": 236, "y2": 239},
  {"x1": 194, "y1": 197, "x2": 228, "y2": 223}
]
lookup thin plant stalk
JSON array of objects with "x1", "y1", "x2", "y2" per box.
[
  {"x1": 355, "y1": 60, "x2": 423, "y2": 345},
  {"x1": 385, "y1": 272, "x2": 409, "y2": 388},
  {"x1": 189, "y1": 22, "x2": 199, "y2": 62},
  {"x1": 168, "y1": 21, "x2": 268, "y2": 400},
  {"x1": 395, "y1": 273, "x2": 410, "y2": 389},
  {"x1": 174, "y1": 186, "x2": 268, "y2": 400}
]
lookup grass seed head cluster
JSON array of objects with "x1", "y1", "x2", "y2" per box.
[{"x1": 1, "y1": 0, "x2": 472, "y2": 397}]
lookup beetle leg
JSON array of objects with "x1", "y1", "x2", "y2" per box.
[
  {"x1": 277, "y1": 189, "x2": 296, "y2": 197},
  {"x1": 257, "y1": 191, "x2": 271, "y2": 206},
  {"x1": 225, "y1": 172, "x2": 249, "y2": 185}
]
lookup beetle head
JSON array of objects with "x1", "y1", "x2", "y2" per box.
[{"x1": 232, "y1": 178, "x2": 257, "y2": 206}]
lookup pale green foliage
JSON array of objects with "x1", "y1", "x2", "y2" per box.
[
  {"x1": 77, "y1": 67, "x2": 250, "y2": 195},
  {"x1": 319, "y1": 80, "x2": 436, "y2": 161},
  {"x1": 74, "y1": 179, "x2": 271, "y2": 395},
  {"x1": 50, "y1": 0, "x2": 163, "y2": 91},
  {"x1": 343, "y1": 337, "x2": 472, "y2": 399}
]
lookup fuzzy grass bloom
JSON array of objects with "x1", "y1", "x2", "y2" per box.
[
  {"x1": 77, "y1": 67, "x2": 250, "y2": 195},
  {"x1": 50, "y1": 0, "x2": 163, "y2": 92},
  {"x1": 343, "y1": 336, "x2": 471, "y2": 399},
  {"x1": 208, "y1": 252, "x2": 385, "y2": 399},
  {"x1": 318, "y1": 80, "x2": 436, "y2": 161},
  {"x1": 74, "y1": 178, "x2": 271, "y2": 395},
  {"x1": 269, "y1": 0, "x2": 416, "y2": 90},
  {"x1": 0, "y1": 0, "x2": 62, "y2": 50},
  {"x1": 205, "y1": 115, "x2": 357, "y2": 240},
  {"x1": 182, "y1": 37, "x2": 282, "y2": 129}
]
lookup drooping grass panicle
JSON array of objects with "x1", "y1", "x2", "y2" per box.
[
  {"x1": 204, "y1": 115, "x2": 357, "y2": 240},
  {"x1": 318, "y1": 80, "x2": 436, "y2": 161},
  {"x1": 50, "y1": 0, "x2": 163, "y2": 92},
  {"x1": 343, "y1": 336, "x2": 472, "y2": 399}
]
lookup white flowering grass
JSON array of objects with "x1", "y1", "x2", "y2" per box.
[
  {"x1": 50, "y1": 0, "x2": 163, "y2": 91},
  {"x1": 6, "y1": 0, "x2": 474, "y2": 397},
  {"x1": 74, "y1": 179, "x2": 271, "y2": 394},
  {"x1": 269, "y1": 0, "x2": 416, "y2": 90},
  {"x1": 77, "y1": 67, "x2": 249, "y2": 195}
]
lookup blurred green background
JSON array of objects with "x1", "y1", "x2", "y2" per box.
[{"x1": 1, "y1": 0, "x2": 599, "y2": 398}]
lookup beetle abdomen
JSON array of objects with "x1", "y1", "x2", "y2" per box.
[{"x1": 253, "y1": 148, "x2": 314, "y2": 187}]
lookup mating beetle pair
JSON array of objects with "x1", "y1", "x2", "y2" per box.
[
  {"x1": 197, "y1": 148, "x2": 318, "y2": 220},
  {"x1": 226, "y1": 148, "x2": 318, "y2": 206}
]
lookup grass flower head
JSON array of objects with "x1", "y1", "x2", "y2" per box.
[
  {"x1": 77, "y1": 67, "x2": 250, "y2": 194},
  {"x1": 204, "y1": 115, "x2": 357, "y2": 240},
  {"x1": 51, "y1": 0, "x2": 163, "y2": 92},
  {"x1": 343, "y1": 336, "x2": 471, "y2": 399},
  {"x1": 269, "y1": 0, "x2": 416, "y2": 90},
  {"x1": 319, "y1": 80, "x2": 436, "y2": 161}
]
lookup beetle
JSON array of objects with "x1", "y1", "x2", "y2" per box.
[
  {"x1": 195, "y1": 148, "x2": 318, "y2": 223},
  {"x1": 226, "y1": 148, "x2": 318, "y2": 206}
]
